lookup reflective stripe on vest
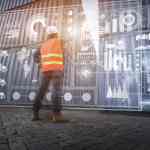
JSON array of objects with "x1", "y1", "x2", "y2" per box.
[
  {"x1": 42, "y1": 53, "x2": 63, "y2": 58},
  {"x1": 43, "y1": 61, "x2": 63, "y2": 65},
  {"x1": 42, "y1": 53, "x2": 63, "y2": 67}
]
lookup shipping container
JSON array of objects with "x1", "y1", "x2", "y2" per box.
[
  {"x1": 0, "y1": 0, "x2": 33, "y2": 12},
  {"x1": 0, "y1": 0, "x2": 150, "y2": 111}
]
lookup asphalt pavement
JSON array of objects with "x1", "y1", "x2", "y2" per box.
[{"x1": 0, "y1": 108, "x2": 150, "y2": 150}]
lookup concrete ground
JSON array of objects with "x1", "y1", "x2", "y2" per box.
[{"x1": 0, "y1": 108, "x2": 150, "y2": 150}]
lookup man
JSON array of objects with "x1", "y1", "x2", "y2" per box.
[{"x1": 32, "y1": 27, "x2": 65, "y2": 122}]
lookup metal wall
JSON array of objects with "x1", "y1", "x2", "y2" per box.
[
  {"x1": 0, "y1": 4, "x2": 97, "y2": 108},
  {"x1": 0, "y1": 0, "x2": 81, "y2": 49},
  {"x1": 0, "y1": 0, "x2": 82, "y2": 12},
  {"x1": 0, "y1": 0, "x2": 33, "y2": 12},
  {"x1": 97, "y1": 0, "x2": 150, "y2": 111},
  {"x1": 1, "y1": 0, "x2": 150, "y2": 111}
]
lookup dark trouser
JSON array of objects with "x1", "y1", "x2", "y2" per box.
[{"x1": 33, "y1": 71, "x2": 63, "y2": 113}]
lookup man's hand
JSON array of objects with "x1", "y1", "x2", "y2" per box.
[{"x1": 34, "y1": 49, "x2": 41, "y2": 64}]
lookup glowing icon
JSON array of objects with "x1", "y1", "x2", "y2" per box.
[
  {"x1": 122, "y1": 84, "x2": 128, "y2": 99},
  {"x1": 46, "y1": 92, "x2": 52, "y2": 101},
  {"x1": 82, "y1": 93, "x2": 91, "y2": 102},
  {"x1": 31, "y1": 48, "x2": 37, "y2": 53},
  {"x1": 81, "y1": 69, "x2": 91, "y2": 78},
  {"x1": 28, "y1": 92, "x2": 36, "y2": 101},
  {"x1": 5, "y1": 29, "x2": 19, "y2": 39},
  {"x1": 117, "y1": 86, "x2": 122, "y2": 98},
  {"x1": 0, "y1": 92, "x2": 6, "y2": 100},
  {"x1": 64, "y1": 92, "x2": 72, "y2": 102},
  {"x1": 147, "y1": 86, "x2": 150, "y2": 92},
  {"x1": 104, "y1": 50, "x2": 132, "y2": 71},
  {"x1": 106, "y1": 85, "x2": 128, "y2": 99},
  {"x1": 17, "y1": 47, "x2": 29, "y2": 62},
  {"x1": 0, "y1": 79, "x2": 6, "y2": 87},
  {"x1": 122, "y1": 13, "x2": 136, "y2": 26},
  {"x1": 67, "y1": 27, "x2": 73, "y2": 33},
  {"x1": 0, "y1": 51, "x2": 8, "y2": 57},
  {"x1": 67, "y1": 10, "x2": 73, "y2": 16},
  {"x1": 118, "y1": 40, "x2": 125, "y2": 49},
  {"x1": 113, "y1": 87, "x2": 117, "y2": 98},
  {"x1": 32, "y1": 79, "x2": 38, "y2": 83},
  {"x1": 112, "y1": 18, "x2": 118, "y2": 33},
  {"x1": 12, "y1": 91, "x2": 21, "y2": 100},
  {"x1": 107, "y1": 86, "x2": 112, "y2": 98},
  {"x1": 26, "y1": 15, "x2": 46, "y2": 41},
  {"x1": 23, "y1": 60, "x2": 31, "y2": 78},
  {"x1": 0, "y1": 64, "x2": 8, "y2": 73},
  {"x1": 120, "y1": 10, "x2": 141, "y2": 31},
  {"x1": 100, "y1": 14, "x2": 106, "y2": 20},
  {"x1": 81, "y1": 46, "x2": 89, "y2": 52}
]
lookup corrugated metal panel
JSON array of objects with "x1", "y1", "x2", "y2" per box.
[
  {"x1": 0, "y1": 8, "x2": 59, "y2": 48},
  {"x1": 0, "y1": 0, "x2": 82, "y2": 12},
  {"x1": 0, "y1": 0, "x2": 81, "y2": 49},
  {"x1": 0, "y1": 0, "x2": 33, "y2": 12},
  {"x1": 0, "y1": 2, "x2": 97, "y2": 106},
  {"x1": 0, "y1": 0, "x2": 148, "y2": 111}
]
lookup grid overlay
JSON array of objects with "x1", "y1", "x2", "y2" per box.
[{"x1": 0, "y1": 0, "x2": 150, "y2": 111}]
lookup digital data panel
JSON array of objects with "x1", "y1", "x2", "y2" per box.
[
  {"x1": 98, "y1": 33, "x2": 142, "y2": 109},
  {"x1": 0, "y1": 2, "x2": 150, "y2": 111}
]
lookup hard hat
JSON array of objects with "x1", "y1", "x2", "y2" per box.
[{"x1": 46, "y1": 26, "x2": 58, "y2": 34}]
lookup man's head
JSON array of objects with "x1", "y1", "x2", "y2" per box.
[
  {"x1": 46, "y1": 26, "x2": 58, "y2": 39},
  {"x1": 47, "y1": 33, "x2": 58, "y2": 39}
]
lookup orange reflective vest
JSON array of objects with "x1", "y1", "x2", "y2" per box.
[{"x1": 40, "y1": 38, "x2": 64, "y2": 72}]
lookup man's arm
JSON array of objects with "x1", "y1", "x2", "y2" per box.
[{"x1": 34, "y1": 48, "x2": 41, "y2": 64}]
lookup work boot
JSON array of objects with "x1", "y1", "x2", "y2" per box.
[
  {"x1": 32, "y1": 112, "x2": 40, "y2": 121},
  {"x1": 51, "y1": 112, "x2": 69, "y2": 123}
]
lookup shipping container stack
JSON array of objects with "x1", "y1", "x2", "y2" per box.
[
  {"x1": 0, "y1": 0, "x2": 97, "y2": 108},
  {"x1": 1, "y1": 0, "x2": 150, "y2": 111}
]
